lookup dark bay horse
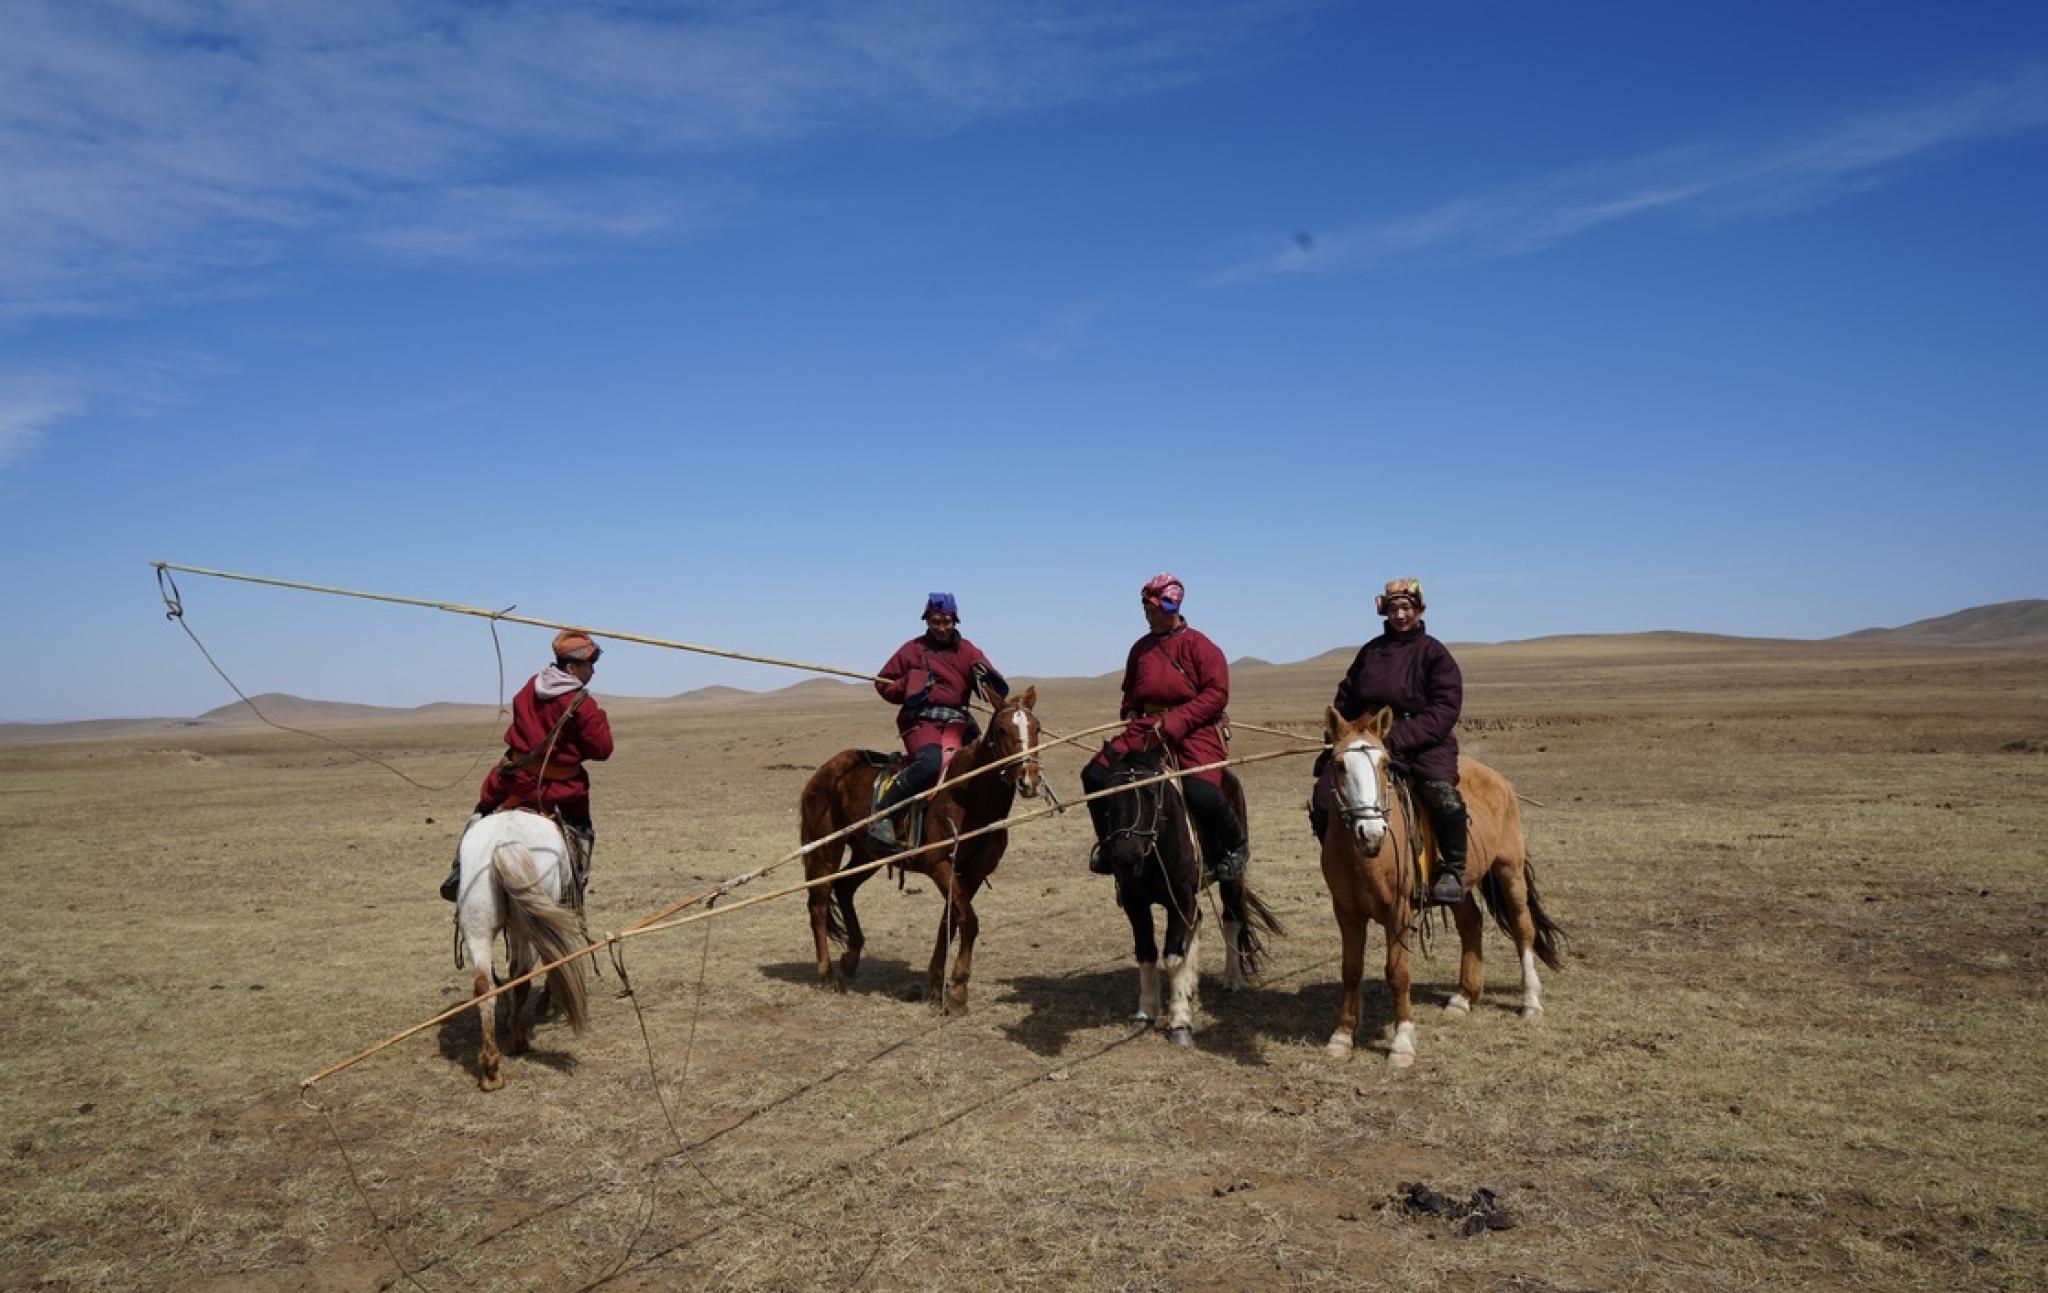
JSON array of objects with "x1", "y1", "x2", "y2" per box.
[
  {"x1": 1096, "y1": 747, "x2": 1282, "y2": 1046},
  {"x1": 799, "y1": 688, "x2": 1042, "y2": 1012},
  {"x1": 1320, "y1": 705, "x2": 1564, "y2": 1066}
]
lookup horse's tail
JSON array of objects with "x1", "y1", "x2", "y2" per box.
[
  {"x1": 1478, "y1": 857, "x2": 1566, "y2": 972},
  {"x1": 492, "y1": 842, "x2": 590, "y2": 1033},
  {"x1": 800, "y1": 753, "x2": 865, "y2": 948},
  {"x1": 1227, "y1": 882, "x2": 1286, "y2": 978}
]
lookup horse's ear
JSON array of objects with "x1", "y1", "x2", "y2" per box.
[
  {"x1": 1368, "y1": 706, "x2": 1395, "y2": 739},
  {"x1": 1324, "y1": 705, "x2": 1345, "y2": 741},
  {"x1": 1019, "y1": 685, "x2": 1037, "y2": 709}
]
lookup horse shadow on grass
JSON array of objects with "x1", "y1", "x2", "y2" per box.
[
  {"x1": 757, "y1": 956, "x2": 942, "y2": 1005},
  {"x1": 988, "y1": 959, "x2": 1405, "y2": 1067},
  {"x1": 434, "y1": 999, "x2": 581, "y2": 1077}
]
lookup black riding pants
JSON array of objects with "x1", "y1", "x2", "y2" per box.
[{"x1": 878, "y1": 742, "x2": 945, "y2": 813}]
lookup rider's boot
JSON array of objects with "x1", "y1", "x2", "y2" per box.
[
  {"x1": 441, "y1": 810, "x2": 486, "y2": 901},
  {"x1": 1209, "y1": 842, "x2": 1249, "y2": 883},
  {"x1": 869, "y1": 780, "x2": 916, "y2": 850},
  {"x1": 1421, "y1": 780, "x2": 1470, "y2": 906},
  {"x1": 1086, "y1": 795, "x2": 1114, "y2": 874}
]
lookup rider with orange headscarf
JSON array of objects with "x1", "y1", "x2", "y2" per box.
[
  {"x1": 441, "y1": 630, "x2": 615, "y2": 900},
  {"x1": 1082, "y1": 573, "x2": 1249, "y2": 881}
]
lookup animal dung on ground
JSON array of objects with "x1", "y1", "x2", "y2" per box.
[{"x1": 1390, "y1": 1182, "x2": 1518, "y2": 1237}]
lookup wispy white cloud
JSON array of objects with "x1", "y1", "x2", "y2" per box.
[
  {"x1": 1218, "y1": 69, "x2": 2048, "y2": 282},
  {"x1": 0, "y1": 374, "x2": 85, "y2": 471},
  {"x1": 1, "y1": 0, "x2": 1295, "y2": 319}
]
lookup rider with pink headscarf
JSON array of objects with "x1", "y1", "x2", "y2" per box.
[{"x1": 1082, "y1": 573, "x2": 1249, "y2": 880}]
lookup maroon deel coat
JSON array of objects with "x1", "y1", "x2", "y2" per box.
[
  {"x1": 875, "y1": 633, "x2": 1004, "y2": 751},
  {"x1": 1331, "y1": 623, "x2": 1461, "y2": 783},
  {"x1": 1103, "y1": 623, "x2": 1230, "y2": 786},
  {"x1": 477, "y1": 676, "x2": 615, "y2": 815}
]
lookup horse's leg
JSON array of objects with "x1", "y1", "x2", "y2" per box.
[
  {"x1": 943, "y1": 856, "x2": 988, "y2": 1015},
  {"x1": 805, "y1": 833, "x2": 844, "y2": 988},
  {"x1": 473, "y1": 968, "x2": 503, "y2": 1091},
  {"x1": 1162, "y1": 894, "x2": 1200, "y2": 1048},
  {"x1": 924, "y1": 855, "x2": 961, "y2": 1008},
  {"x1": 1497, "y1": 861, "x2": 1546, "y2": 1021},
  {"x1": 1219, "y1": 880, "x2": 1246, "y2": 993},
  {"x1": 506, "y1": 936, "x2": 533, "y2": 1057},
  {"x1": 835, "y1": 870, "x2": 868, "y2": 982},
  {"x1": 1125, "y1": 897, "x2": 1161, "y2": 1025},
  {"x1": 1386, "y1": 922, "x2": 1417, "y2": 1068},
  {"x1": 1445, "y1": 890, "x2": 1485, "y2": 1017},
  {"x1": 1326, "y1": 905, "x2": 1368, "y2": 1059}
]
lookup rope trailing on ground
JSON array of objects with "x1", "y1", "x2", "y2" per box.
[{"x1": 298, "y1": 741, "x2": 1320, "y2": 1089}]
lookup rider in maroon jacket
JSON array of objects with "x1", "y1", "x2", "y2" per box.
[
  {"x1": 1310, "y1": 578, "x2": 1470, "y2": 905},
  {"x1": 1083, "y1": 573, "x2": 1249, "y2": 880},
  {"x1": 869, "y1": 593, "x2": 1008, "y2": 847},
  {"x1": 441, "y1": 630, "x2": 614, "y2": 900}
]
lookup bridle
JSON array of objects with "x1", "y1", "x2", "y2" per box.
[
  {"x1": 1101, "y1": 760, "x2": 1166, "y2": 858},
  {"x1": 1333, "y1": 735, "x2": 1391, "y2": 849},
  {"x1": 982, "y1": 697, "x2": 1043, "y2": 796}
]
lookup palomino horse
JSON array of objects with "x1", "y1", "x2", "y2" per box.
[
  {"x1": 453, "y1": 810, "x2": 590, "y2": 1090},
  {"x1": 799, "y1": 688, "x2": 1043, "y2": 1012},
  {"x1": 1096, "y1": 748, "x2": 1282, "y2": 1046},
  {"x1": 1320, "y1": 706, "x2": 1563, "y2": 1067}
]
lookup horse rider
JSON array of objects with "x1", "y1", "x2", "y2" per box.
[
  {"x1": 869, "y1": 593, "x2": 1009, "y2": 848},
  {"x1": 1309, "y1": 578, "x2": 1469, "y2": 905},
  {"x1": 1083, "y1": 573, "x2": 1250, "y2": 881},
  {"x1": 440, "y1": 630, "x2": 615, "y2": 900}
]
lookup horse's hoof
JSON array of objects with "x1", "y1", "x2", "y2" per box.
[
  {"x1": 838, "y1": 955, "x2": 861, "y2": 980},
  {"x1": 1325, "y1": 1037, "x2": 1354, "y2": 1059},
  {"x1": 1443, "y1": 995, "x2": 1471, "y2": 1018},
  {"x1": 478, "y1": 1071, "x2": 505, "y2": 1092},
  {"x1": 1521, "y1": 1004, "x2": 1545, "y2": 1023},
  {"x1": 1387, "y1": 1050, "x2": 1415, "y2": 1069},
  {"x1": 944, "y1": 992, "x2": 970, "y2": 1016},
  {"x1": 1166, "y1": 1025, "x2": 1194, "y2": 1049}
]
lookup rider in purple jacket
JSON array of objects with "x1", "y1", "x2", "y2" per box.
[{"x1": 1310, "y1": 578, "x2": 1470, "y2": 905}]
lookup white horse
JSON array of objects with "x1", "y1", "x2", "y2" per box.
[{"x1": 454, "y1": 810, "x2": 590, "y2": 1090}]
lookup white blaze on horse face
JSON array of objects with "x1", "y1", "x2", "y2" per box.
[
  {"x1": 1011, "y1": 708, "x2": 1040, "y2": 796},
  {"x1": 1339, "y1": 742, "x2": 1388, "y2": 849}
]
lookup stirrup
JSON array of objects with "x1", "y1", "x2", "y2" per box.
[{"x1": 1209, "y1": 843, "x2": 1248, "y2": 883}]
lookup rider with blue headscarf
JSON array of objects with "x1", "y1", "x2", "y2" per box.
[{"x1": 869, "y1": 593, "x2": 1009, "y2": 847}]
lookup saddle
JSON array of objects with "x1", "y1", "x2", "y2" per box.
[
  {"x1": 1390, "y1": 775, "x2": 1440, "y2": 900},
  {"x1": 864, "y1": 754, "x2": 928, "y2": 855}
]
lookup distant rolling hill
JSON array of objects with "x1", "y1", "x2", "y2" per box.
[
  {"x1": 8, "y1": 603, "x2": 2043, "y2": 742},
  {"x1": 1835, "y1": 599, "x2": 2048, "y2": 646}
]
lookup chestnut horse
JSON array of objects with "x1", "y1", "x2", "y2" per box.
[
  {"x1": 453, "y1": 810, "x2": 590, "y2": 1090},
  {"x1": 1320, "y1": 706, "x2": 1563, "y2": 1066},
  {"x1": 1095, "y1": 747, "x2": 1282, "y2": 1046},
  {"x1": 799, "y1": 688, "x2": 1042, "y2": 1012}
]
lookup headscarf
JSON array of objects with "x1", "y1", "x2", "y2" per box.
[{"x1": 1140, "y1": 573, "x2": 1184, "y2": 613}]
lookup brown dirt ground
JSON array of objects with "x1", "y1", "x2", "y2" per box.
[{"x1": 2, "y1": 637, "x2": 2044, "y2": 1291}]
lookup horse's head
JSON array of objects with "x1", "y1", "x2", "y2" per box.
[
  {"x1": 983, "y1": 686, "x2": 1043, "y2": 798},
  {"x1": 1326, "y1": 704, "x2": 1394, "y2": 855},
  {"x1": 1099, "y1": 747, "x2": 1167, "y2": 872}
]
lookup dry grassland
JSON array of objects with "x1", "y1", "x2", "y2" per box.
[{"x1": 2, "y1": 637, "x2": 2044, "y2": 1291}]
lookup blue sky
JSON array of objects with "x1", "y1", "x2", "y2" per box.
[{"x1": 5, "y1": 1, "x2": 2045, "y2": 722}]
